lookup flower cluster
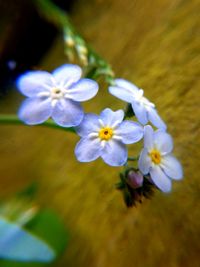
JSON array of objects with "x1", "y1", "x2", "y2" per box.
[{"x1": 17, "y1": 64, "x2": 183, "y2": 204}]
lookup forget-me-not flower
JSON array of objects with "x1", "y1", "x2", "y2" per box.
[
  {"x1": 138, "y1": 125, "x2": 183, "y2": 192},
  {"x1": 17, "y1": 64, "x2": 98, "y2": 127},
  {"x1": 75, "y1": 108, "x2": 144, "y2": 166},
  {"x1": 109, "y1": 79, "x2": 166, "y2": 129}
]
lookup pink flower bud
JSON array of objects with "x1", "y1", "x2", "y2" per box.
[{"x1": 127, "y1": 171, "x2": 143, "y2": 189}]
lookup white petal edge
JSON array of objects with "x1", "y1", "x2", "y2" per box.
[
  {"x1": 150, "y1": 165, "x2": 172, "y2": 192},
  {"x1": 138, "y1": 148, "x2": 151, "y2": 175},
  {"x1": 161, "y1": 155, "x2": 183, "y2": 180}
]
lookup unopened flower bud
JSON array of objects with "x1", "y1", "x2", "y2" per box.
[
  {"x1": 127, "y1": 171, "x2": 143, "y2": 189},
  {"x1": 77, "y1": 45, "x2": 88, "y2": 56},
  {"x1": 65, "y1": 35, "x2": 75, "y2": 47}
]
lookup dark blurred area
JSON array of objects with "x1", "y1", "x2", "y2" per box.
[{"x1": 0, "y1": 0, "x2": 75, "y2": 95}]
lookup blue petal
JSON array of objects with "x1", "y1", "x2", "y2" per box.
[
  {"x1": 52, "y1": 64, "x2": 82, "y2": 87},
  {"x1": 108, "y1": 79, "x2": 139, "y2": 103},
  {"x1": 131, "y1": 102, "x2": 148, "y2": 125},
  {"x1": 109, "y1": 79, "x2": 138, "y2": 103},
  {"x1": 18, "y1": 97, "x2": 52, "y2": 125},
  {"x1": 115, "y1": 120, "x2": 143, "y2": 144},
  {"x1": 76, "y1": 113, "x2": 100, "y2": 137},
  {"x1": 101, "y1": 140, "x2": 127, "y2": 166},
  {"x1": 114, "y1": 79, "x2": 139, "y2": 92},
  {"x1": 109, "y1": 87, "x2": 135, "y2": 103},
  {"x1": 144, "y1": 125, "x2": 154, "y2": 150},
  {"x1": 17, "y1": 71, "x2": 53, "y2": 97},
  {"x1": 0, "y1": 218, "x2": 55, "y2": 262},
  {"x1": 154, "y1": 130, "x2": 173, "y2": 154},
  {"x1": 100, "y1": 108, "x2": 124, "y2": 126},
  {"x1": 148, "y1": 107, "x2": 167, "y2": 130},
  {"x1": 52, "y1": 99, "x2": 84, "y2": 127},
  {"x1": 67, "y1": 78, "x2": 98, "y2": 101},
  {"x1": 138, "y1": 148, "x2": 151, "y2": 175},
  {"x1": 161, "y1": 155, "x2": 183, "y2": 180},
  {"x1": 75, "y1": 137, "x2": 102, "y2": 162},
  {"x1": 150, "y1": 165, "x2": 172, "y2": 192}
]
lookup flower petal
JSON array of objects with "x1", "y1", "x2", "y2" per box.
[
  {"x1": 115, "y1": 79, "x2": 139, "y2": 91},
  {"x1": 150, "y1": 165, "x2": 172, "y2": 192},
  {"x1": 131, "y1": 102, "x2": 148, "y2": 125},
  {"x1": 75, "y1": 113, "x2": 100, "y2": 137},
  {"x1": 101, "y1": 140, "x2": 127, "y2": 166},
  {"x1": 52, "y1": 99, "x2": 83, "y2": 127},
  {"x1": 115, "y1": 121, "x2": 143, "y2": 144},
  {"x1": 148, "y1": 107, "x2": 167, "y2": 130},
  {"x1": 75, "y1": 137, "x2": 102, "y2": 162},
  {"x1": 17, "y1": 71, "x2": 53, "y2": 97},
  {"x1": 52, "y1": 64, "x2": 82, "y2": 87},
  {"x1": 18, "y1": 97, "x2": 52, "y2": 125},
  {"x1": 67, "y1": 78, "x2": 98, "y2": 101},
  {"x1": 100, "y1": 108, "x2": 124, "y2": 126},
  {"x1": 161, "y1": 155, "x2": 183, "y2": 180},
  {"x1": 138, "y1": 148, "x2": 151, "y2": 175},
  {"x1": 143, "y1": 125, "x2": 154, "y2": 150},
  {"x1": 154, "y1": 130, "x2": 173, "y2": 154},
  {"x1": 109, "y1": 87, "x2": 135, "y2": 103},
  {"x1": 109, "y1": 78, "x2": 138, "y2": 103}
]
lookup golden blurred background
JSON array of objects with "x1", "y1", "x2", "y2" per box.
[{"x1": 0, "y1": 0, "x2": 200, "y2": 266}]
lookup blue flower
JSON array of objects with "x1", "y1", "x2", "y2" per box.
[
  {"x1": 17, "y1": 64, "x2": 99, "y2": 127},
  {"x1": 75, "y1": 108, "x2": 144, "y2": 166},
  {"x1": 138, "y1": 125, "x2": 183, "y2": 192},
  {"x1": 109, "y1": 79, "x2": 166, "y2": 129}
]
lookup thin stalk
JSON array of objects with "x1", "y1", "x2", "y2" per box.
[
  {"x1": 33, "y1": 0, "x2": 114, "y2": 83},
  {"x1": 127, "y1": 156, "x2": 139, "y2": 161},
  {"x1": 0, "y1": 114, "x2": 75, "y2": 133}
]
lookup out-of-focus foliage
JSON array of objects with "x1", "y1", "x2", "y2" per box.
[{"x1": 0, "y1": 185, "x2": 69, "y2": 266}]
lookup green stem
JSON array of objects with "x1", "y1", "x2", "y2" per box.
[
  {"x1": 0, "y1": 114, "x2": 76, "y2": 133},
  {"x1": 127, "y1": 156, "x2": 139, "y2": 161},
  {"x1": 33, "y1": 0, "x2": 114, "y2": 83}
]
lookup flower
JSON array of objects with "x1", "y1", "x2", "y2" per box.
[
  {"x1": 108, "y1": 79, "x2": 166, "y2": 129},
  {"x1": 75, "y1": 108, "x2": 144, "y2": 166},
  {"x1": 17, "y1": 64, "x2": 98, "y2": 127},
  {"x1": 138, "y1": 125, "x2": 183, "y2": 192}
]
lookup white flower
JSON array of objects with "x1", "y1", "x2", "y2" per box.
[
  {"x1": 138, "y1": 125, "x2": 183, "y2": 192},
  {"x1": 17, "y1": 64, "x2": 98, "y2": 127},
  {"x1": 109, "y1": 79, "x2": 166, "y2": 129},
  {"x1": 75, "y1": 108, "x2": 143, "y2": 166}
]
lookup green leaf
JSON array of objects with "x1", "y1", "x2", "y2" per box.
[{"x1": 25, "y1": 209, "x2": 69, "y2": 256}]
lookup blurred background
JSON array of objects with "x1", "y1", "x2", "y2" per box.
[{"x1": 0, "y1": 0, "x2": 200, "y2": 266}]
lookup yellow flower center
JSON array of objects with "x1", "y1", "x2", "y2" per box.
[
  {"x1": 149, "y1": 149, "x2": 161, "y2": 164},
  {"x1": 99, "y1": 127, "x2": 113, "y2": 141}
]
